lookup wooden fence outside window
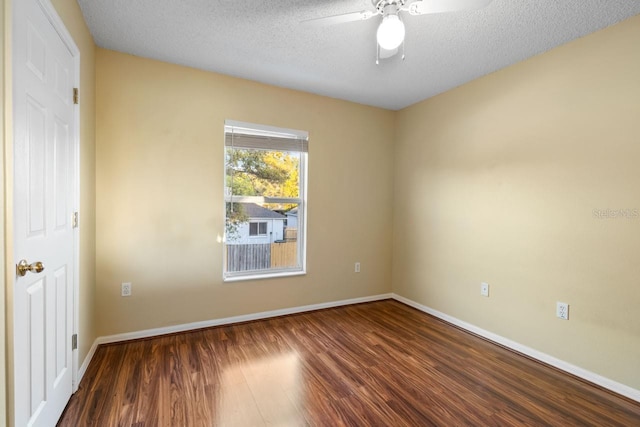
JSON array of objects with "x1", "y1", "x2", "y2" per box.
[{"x1": 227, "y1": 241, "x2": 297, "y2": 272}]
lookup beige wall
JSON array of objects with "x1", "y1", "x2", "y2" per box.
[
  {"x1": 95, "y1": 49, "x2": 395, "y2": 336},
  {"x1": 393, "y1": 15, "x2": 640, "y2": 390},
  {"x1": 50, "y1": 0, "x2": 97, "y2": 366}
]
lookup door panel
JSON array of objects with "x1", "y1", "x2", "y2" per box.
[
  {"x1": 53, "y1": 265, "x2": 68, "y2": 384},
  {"x1": 26, "y1": 22, "x2": 47, "y2": 81},
  {"x1": 26, "y1": 97, "x2": 47, "y2": 236},
  {"x1": 27, "y1": 278, "x2": 46, "y2": 416},
  {"x1": 54, "y1": 118, "x2": 70, "y2": 230}
]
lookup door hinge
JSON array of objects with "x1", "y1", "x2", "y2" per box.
[
  {"x1": 73, "y1": 87, "x2": 79, "y2": 105},
  {"x1": 73, "y1": 211, "x2": 79, "y2": 228},
  {"x1": 72, "y1": 334, "x2": 78, "y2": 350}
]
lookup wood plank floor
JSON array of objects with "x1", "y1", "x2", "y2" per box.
[{"x1": 58, "y1": 300, "x2": 640, "y2": 426}]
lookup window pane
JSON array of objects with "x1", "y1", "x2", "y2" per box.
[
  {"x1": 225, "y1": 201, "x2": 301, "y2": 273},
  {"x1": 249, "y1": 222, "x2": 258, "y2": 236}
]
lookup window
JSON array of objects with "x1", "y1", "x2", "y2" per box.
[
  {"x1": 224, "y1": 120, "x2": 308, "y2": 280},
  {"x1": 249, "y1": 222, "x2": 267, "y2": 237}
]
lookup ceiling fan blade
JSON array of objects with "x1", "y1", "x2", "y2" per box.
[
  {"x1": 407, "y1": 0, "x2": 493, "y2": 15},
  {"x1": 301, "y1": 10, "x2": 377, "y2": 27}
]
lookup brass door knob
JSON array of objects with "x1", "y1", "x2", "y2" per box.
[{"x1": 17, "y1": 260, "x2": 45, "y2": 277}]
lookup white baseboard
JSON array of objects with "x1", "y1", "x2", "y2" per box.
[
  {"x1": 77, "y1": 339, "x2": 99, "y2": 385},
  {"x1": 76, "y1": 293, "x2": 392, "y2": 384},
  {"x1": 391, "y1": 293, "x2": 640, "y2": 403}
]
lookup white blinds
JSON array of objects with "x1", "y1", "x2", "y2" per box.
[{"x1": 224, "y1": 120, "x2": 308, "y2": 153}]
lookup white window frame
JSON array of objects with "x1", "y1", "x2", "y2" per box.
[{"x1": 223, "y1": 120, "x2": 308, "y2": 281}]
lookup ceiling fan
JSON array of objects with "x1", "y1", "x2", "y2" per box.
[{"x1": 303, "y1": 0, "x2": 493, "y2": 63}]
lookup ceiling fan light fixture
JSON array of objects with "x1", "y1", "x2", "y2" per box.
[{"x1": 376, "y1": 13, "x2": 405, "y2": 50}]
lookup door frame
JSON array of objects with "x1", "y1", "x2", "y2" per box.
[{"x1": 11, "y1": 0, "x2": 81, "y2": 406}]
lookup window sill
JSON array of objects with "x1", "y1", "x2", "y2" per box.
[{"x1": 223, "y1": 269, "x2": 306, "y2": 283}]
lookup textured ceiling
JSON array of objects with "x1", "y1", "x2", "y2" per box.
[{"x1": 78, "y1": 0, "x2": 640, "y2": 110}]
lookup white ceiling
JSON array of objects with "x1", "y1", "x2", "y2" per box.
[{"x1": 77, "y1": 0, "x2": 640, "y2": 110}]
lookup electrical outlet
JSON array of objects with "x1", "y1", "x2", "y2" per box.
[
  {"x1": 121, "y1": 282, "x2": 132, "y2": 297},
  {"x1": 355, "y1": 262, "x2": 361, "y2": 273},
  {"x1": 556, "y1": 302, "x2": 569, "y2": 320},
  {"x1": 480, "y1": 282, "x2": 489, "y2": 297}
]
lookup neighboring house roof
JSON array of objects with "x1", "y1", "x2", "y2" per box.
[
  {"x1": 286, "y1": 207, "x2": 298, "y2": 217},
  {"x1": 239, "y1": 202, "x2": 285, "y2": 219}
]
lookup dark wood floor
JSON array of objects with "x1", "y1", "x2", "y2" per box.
[{"x1": 58, "y1": 300, "x2": 640, "y2": 426}]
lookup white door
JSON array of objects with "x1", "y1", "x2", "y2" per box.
[{"x1": 13, "y1": 0, "x2": 78, "y2": 425}]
